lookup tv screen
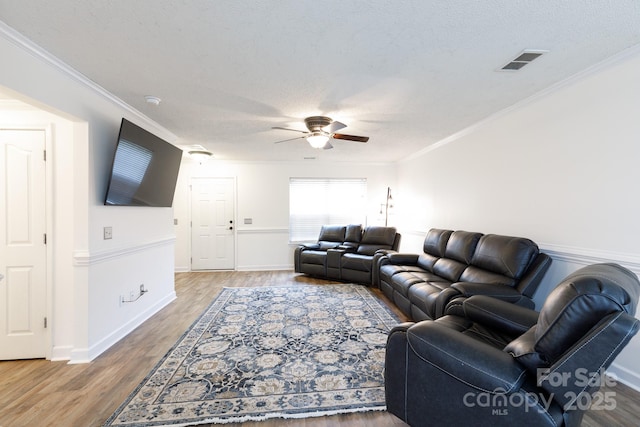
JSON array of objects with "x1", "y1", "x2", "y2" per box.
[{"x1": 104, "y1": 118, "x2": 183, "y2": 207}]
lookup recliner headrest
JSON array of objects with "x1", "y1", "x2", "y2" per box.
[
  {"x1": 470, "y1": 234, "x2": 539, "y2": 279},
  {"x1": 345, "y1": 224, "x2": 362, "y2": 243},
  {"x1": 423, "y1": 228, "x2": 453, "y2": 257},
  {"x1": 534, "y1": 263, "x2": 639, "y2": 362},
  {"x1": 317, "y1": 225, "x2": 346, "y2": 249}
]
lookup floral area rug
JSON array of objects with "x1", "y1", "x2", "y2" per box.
[{"x1": 103, "y1": 284, "x2": 401, "y2": 426}]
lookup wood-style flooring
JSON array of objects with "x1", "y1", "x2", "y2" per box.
[{"x1": 0, "y1": 271, "x2": 638, "y2": 426}]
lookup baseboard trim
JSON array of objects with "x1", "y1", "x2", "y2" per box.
[
  {"x1": 236, "y1": 265, "x2": 293, "y2": 272},
  {"x1": 50, "y1": 345, "x2": 73, "y2": 362},
  {"x1": 67, "y1": 290, "x2": 177, "y2": 364},
  {"x1": 607, "y1": 363, "x2": 640, "y2": 393}
]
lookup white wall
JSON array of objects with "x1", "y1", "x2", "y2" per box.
[
  {"x1": 396, "y1": 47, "x2": 640, "y2": 390},
  {"x1": 1, "y1": 25, "x2": 178, "y2": 362},
  {"x1": 174, "y1": 158, "x2": 398, "y2": 272}
]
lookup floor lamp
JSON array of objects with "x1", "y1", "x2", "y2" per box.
[{"x1": 380, "y1": 187, "x2": 393, "y2": 226}]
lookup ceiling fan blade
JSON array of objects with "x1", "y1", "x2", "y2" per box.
[
  {"x1": 323, "y1": 121, "x2": 347, "y2": 133},
  {"x1": 274, "y1": 135, "x2": 306, "y2": 144},
  {"x1": 332, "y1": 133, "x2": 369, "y2": 143},
  {"x1": 272, "y1": 126, "x2": 308, "y2": 134}
]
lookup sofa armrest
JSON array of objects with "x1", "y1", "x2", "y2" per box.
[
  {"x1": 300, "y1": 243, "x2": 320, "y2": 250},
  {"x1": 462, "y1": 295, "x2": 539, "y2": 336},
  {"x1": 435, "y1": 282, "x2": 527, "y2": 318},
  {"x1": 386, "y1": 252, "x2": 420, "y2": 265},
  {"x1": 405, "y1": 321, "x2": 527, "y2": 393},
  {"x1": 451, "y1": 281, "x2": 526, "y2": 300},
  {"x1": 516, "y1": 252, "x2": 552, "y2": 298},
  {"x1": 371, "y1": 249, "x2": 397, "y2": 287}
]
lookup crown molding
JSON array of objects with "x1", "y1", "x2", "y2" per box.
[
  {"x1": 400, "y1": 43, "x2": 640, "y2": 163},
  {"x1": 0, "y1": 20, "x2": 177, "y2": 141}
]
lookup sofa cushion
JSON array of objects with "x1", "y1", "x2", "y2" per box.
[
  {"x1": 341, "y1": 253, "x2": 374, "y2": 273},
  {"x1": 345, "y1": 224, "x2": 363, "y2": 243},
  {"x1": 422, "y1": 228, "x2": 452, "y2": 257},
  {"x1": 429, "y1": 231, "x2": 482, "y2": 282},
  {"x1": 416, "y1": 253, "x2": 439, "y2": 272},
  {"x1": 459, "y1": 266, "x2": 516, "y2": 287},
  {"x1": 299, "y1": 250, "x2": 329, "y2": 265},
  {"x1": 357, "y1": 226, "x2": 397, "y2": 255},
  {"x1": 317, "y1": 225, "x2": 346, "y2": 249},
  {"x1": 389, "y1": 273, "x2": 427, "y2": 296},
  {"x1": 432, "y1": 258, "x2": 467, "y2": 282},
  {"x1": 470, "y1": 234, "x2": 539, "y2": 279},
  {"x1": 409, "y1": 281, "x2": 453, "y2": 319},
  {"x1": 443, "y1": 231, "x2": 482, "y2": 264}
]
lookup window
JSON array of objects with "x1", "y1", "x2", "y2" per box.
[{"x1": 289, "y1": 178, "x2": 367, "y2": 242}]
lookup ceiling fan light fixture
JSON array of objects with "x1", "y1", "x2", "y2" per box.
[
  {"x1": 188, "y1": 150, "x2": 213, "y2": 162},
  {"x1": 306, "y1": 132, "x2": 330, "y2": 148}
]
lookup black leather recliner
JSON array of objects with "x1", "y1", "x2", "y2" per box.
[{"x1": 385, "y1": 263, "x2": 640, "y2": 427}]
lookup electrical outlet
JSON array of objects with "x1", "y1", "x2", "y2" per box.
[{"x1": 104, "y1": 226, "x2": 113, "y2": 240}]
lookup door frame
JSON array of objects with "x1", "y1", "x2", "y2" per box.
[
  {"x1": 0, "y1": 124, "x2": 53, "y2": 360},
  {"x1": 189, "y1": 176, "x2": 237, "y2": 271}
]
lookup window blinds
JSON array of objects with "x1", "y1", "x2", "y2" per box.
[{"x1": 289, "y1": 178, "x2": 367, "y2": 242}]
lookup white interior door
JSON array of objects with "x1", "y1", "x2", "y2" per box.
[
  {"x1": 0, "y1": 129, "x2": 47, "y2": 360},
  {"x1": 191, "y1": 177, "x2": 235, "y2": 270}
]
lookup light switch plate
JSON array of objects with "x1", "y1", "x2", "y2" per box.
[{"x1": 104, "y1": 226, "x2": 113, "y2": 240}]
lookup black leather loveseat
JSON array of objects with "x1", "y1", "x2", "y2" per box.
[
  {"x1": 294, "y1": 224, "x2": 401, "y2": 285},
  {"x1": 377, "y1": 228, "x2": 551, "y2": 320}
]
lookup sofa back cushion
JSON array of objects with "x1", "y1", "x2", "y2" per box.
[
  {"x1": 416, "y1": 229, "x2": 452, "y2": 271},
  {"x1": 317, "y1": 225, "x2": 346, "y2": 249},
  {"x1": 417, "y1": 253, "x2": 439, "y2": 272},
  {"x1": 422, "y1": 229, "x2": 453, "y2": 257},
  {"x1": 443, "y1": 231, "x2": 482, "y2": 263},
  {"x1": 469, "y1": 234, "x2": 539, "y2": 279},
  {"x1": 343, "y1": 224, "x2": 363, "y2": 248},
  {"x1": 430, "y1": 231, "x2": 481, "y2": 281},
  {"x1": 357, "y1": 226, "x2": 398, "y2": 255}
]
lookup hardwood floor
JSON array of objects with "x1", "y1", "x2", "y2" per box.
[{"x1": 0, "y1": 271, "x2": 638, "y2": 427}]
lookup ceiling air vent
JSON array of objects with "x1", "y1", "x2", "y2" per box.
[{"x1": 499, "y1": 50, "x2": 548, "y2": 71}]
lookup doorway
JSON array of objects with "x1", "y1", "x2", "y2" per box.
[{"x1": 190, "y1": 177, "x2": 236, "y2": 270}]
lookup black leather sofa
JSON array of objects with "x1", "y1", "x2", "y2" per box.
[
  {"x1": 294, "y1": 224, "x2": 401, "y2": 285},
  {"x1": 385, "y1": 263, "x2": 640, "y2": 427},
  {"x1": 377, "y1": 228, "x2": 551, "y2": 320}
]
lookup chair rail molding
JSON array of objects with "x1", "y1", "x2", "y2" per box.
[{"x1": 73, "y1": 236, "x2": 176, "y2": 266}]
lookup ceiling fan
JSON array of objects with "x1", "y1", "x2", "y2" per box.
[{"x1": 272, "y1": 116, "x2": 369, "y2": 149}]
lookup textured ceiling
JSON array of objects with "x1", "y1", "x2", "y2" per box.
[{"x1": 1, "y1": 1, "x2": 640, "y2": 162}]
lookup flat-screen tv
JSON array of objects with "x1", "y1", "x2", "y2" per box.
[{"x1": 104, "y1": 118, "x2": 183, "y2": 207}]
